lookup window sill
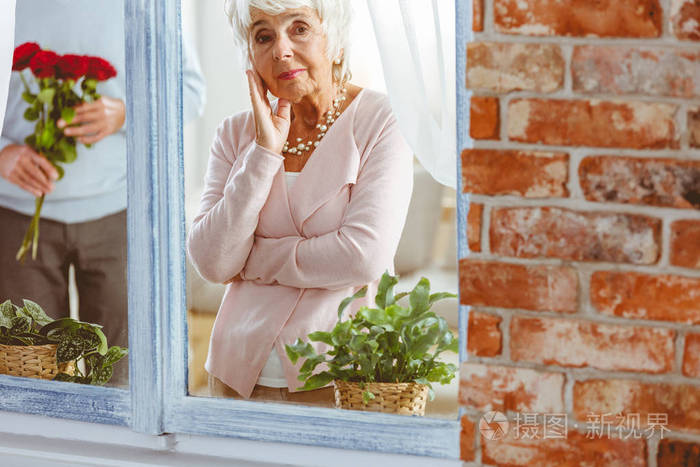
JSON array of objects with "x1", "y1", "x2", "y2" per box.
[{"x1": 0, "y1": 411, "x2": 462, "y2": 467}]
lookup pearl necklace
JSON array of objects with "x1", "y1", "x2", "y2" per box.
[{"x1": 282, "y1": 87, "x2": 347, "y2": 155}]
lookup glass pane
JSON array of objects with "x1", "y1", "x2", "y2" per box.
[
  {"x1": 183, "y1": 0, "x2": 458, "y2": 419},
  {"x1": 0, "y1": 0, "x2": 129, "y2": 389}
]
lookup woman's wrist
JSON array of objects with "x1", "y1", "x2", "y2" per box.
[{"x1": 255, "y1": 138, "x2": 283, "y2": 154}]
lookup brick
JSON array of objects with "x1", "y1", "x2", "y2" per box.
[
  {"x1": 467, "y1": 310, "x2": 502, "y2": 356},
  {"x1": 579, "y1": 156, "x2": 700, "y2": 209},
  {"x1": 574, "y1": 379, "x2": 700, "y2": 433},
  {"x1": 466, "y1": 42, "x2": 565, "y2": 93},
  {"x1": 459, "y1": 362, "x2": 565, "y2": 413},
  {"x1": 467, "y1": 203, "x2": 483, "y2": 253},
  {"x1": 591, "y1": 271, "x2": 700, "y2": 324},
  {"x1": 490, "y1": 207, "x2": 661, "y2": 264},
  {"x1": 671, "y1": 0, "x2": 700, "y2": 41},
  {"x1": 473, "y1": 0, "x2": 483, "y2": 32},
  {"x1": 510, "y1": 315, "x2": 675, "y2": 373},
  {"x1": 494, "y1": 0, "x2": 662, "y2": 38},
  {"x1": 671, "y1": 220, "x2": 700, "y2": 268},
  {"x1": 508, "y1": 99, "x2": 679, "y2": 149},
  {"x1": 481, "y1": 429, "x2": 646, "y2": 467},
  {"x1": 461, "y1": 149, "x2": 569, "y2": 197},
  {"x1": 690, "y1": 107, "x2": 700, "y2": 148},
  {"x1": 658, "y1": 439, "x2": 700, "y2": 466},
  {"x1": 459, "y1": 259, "x2": 578, "y2": 313},
  {"x1": 460, "y1": 416, "x2": 476, "y2": 461},
  {"x1": 470, "y1": 96, "x2": 499, "y2": 139},
  {"x1": 683, "y1": 334, "x2": 700, "y2": 378},
  {"x1": 572, "y1": 46, "x2": 700, "y2": 97}
]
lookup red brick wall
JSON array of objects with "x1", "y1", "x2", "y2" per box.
[{"x1": 460, "y1": 1, "x2": 700, "y2": 465}]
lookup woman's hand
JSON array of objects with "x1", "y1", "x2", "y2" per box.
[
  {"x1": 57, "y1": 96, "x2": 126, "y2": 145},
  {"x1": 0, "y1": 144, "x2": 59, "y2": 197},
  {"x1": 246, "y1": 69, "x2": 291, "y2": 154}
]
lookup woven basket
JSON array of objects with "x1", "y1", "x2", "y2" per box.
[
  {"x1": 0, "y1": 343, "x2": 75, "y2": 380},
  {"x1": 334, "y1": 380, "x2": 429, "y2": 416}
]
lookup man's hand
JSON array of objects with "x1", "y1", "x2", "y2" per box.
[
  {"x1": 0, "y1": 144, "x2": 58, "y2": 197},
  {"x1": 57, "y1": 96, "x2": 125, "y2": 145}
]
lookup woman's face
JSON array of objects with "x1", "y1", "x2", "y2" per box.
[{"x1": 248, "y1": 7, "x2": 334, "y2": 103}]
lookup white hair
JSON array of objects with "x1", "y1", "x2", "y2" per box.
[{"x1": 224, "y1": 0, "x2": 353, "y2": 84}]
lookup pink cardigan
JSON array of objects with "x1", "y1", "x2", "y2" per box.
[{"x1": 187, "y1": 89, "x2": 414, "y2": 399}]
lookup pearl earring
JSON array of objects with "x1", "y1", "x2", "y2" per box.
[{"x1": 334, "y1": 58, "x2": 341, "y2": 65}]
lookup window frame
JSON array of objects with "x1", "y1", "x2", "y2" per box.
[{"x1": 158, "y1": 0, "x2": 469, "y2": 458}]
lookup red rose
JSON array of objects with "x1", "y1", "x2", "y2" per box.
[
  {"x1": 12, "y1": 42, "x2": 41, "y2": 71},
  {"x1": 85, "y1": 56, "x2": 117, "y2": 81},
  {"x1": 28, "y1": 50, "x2": 60, "y2": 78},
  {"x1": 56, "y1": 54, "x2": 89, "y2": 80}
]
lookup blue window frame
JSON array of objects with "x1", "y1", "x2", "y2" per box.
[{"x1": 0, "y1": 0, "x2": 473, "y2": 459}]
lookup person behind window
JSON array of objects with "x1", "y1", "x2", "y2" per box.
[
  {"x1": 0, "y1": 0, "x2": 206, "y2": 388},
  {"x1": 187, "y1": 0, "x2": 413, "y2": 407}
]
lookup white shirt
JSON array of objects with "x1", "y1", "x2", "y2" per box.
[
  {"x1": 256, "y1": 171, "x2": 301, "y2": 388},
  {"x1": 0, "y1": 0, "x2": 16, "y2": 131}
]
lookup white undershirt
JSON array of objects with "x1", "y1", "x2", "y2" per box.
[{"x1": 256, "y1": 171, "x2": 301, "y2": 388}]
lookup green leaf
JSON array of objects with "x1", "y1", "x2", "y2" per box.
[
  {"x1": 56, "y1": 338, "x2": 82, "y2": 363},
  {"x1": 21, "y1": 91, "x2": 37, "y2": 104},
  {"x1": 297, "y1": 371, "x2": 334, "y2": 391},
  {"x1": 37, "y1": 87, "x2": 55, "y2": 105},
  {"x1": 60, "y1": 107, "x2": 75, "y2": 125},
  {"x1": 53, "y1": 373, "x2": 75, "y2": 382},
  {"x1": 428, "y1": 292, "x2": 457, "y2": 305},
  {"x1": 53, "y1": 137, "x2": 76, "y2": 163},
  {"x1": 337, "y1": 286, "x2": 367, "y2": 319},
  {"x1": 330, "y1": 320, "x2": 352, "y2": 346},
  {"x1": 93, "y1": 327, "x2": 108, "y2": 355},
  {"x1": 90, "y1": 365, "x2": 113, "y2": 386},
  {"x1": 0, "y1": 300, "x2": 16, "y2": 328},
  {"x1": 285, "y1": 339, "x2": 316, "y2": 364},
  {"x1": 38, "y1": 122, "x2": 56, "y2": 148},
  {"x1": 21, "y1": 299, "x2": 53, "y2": 326},
  {"x1": 307, "y1": 331, "x2": 333, "y2": 345},
  {"x1": 24, "y1": 134, "x2": 37, "y2": 149},
  {"x1": 299, "y1": 354, "x2": 325, "y2": 374},
  {"x1": 53, "y1": 163, "x2": 65, "y2": 180},
  {"x1": 10, "y1": 316, "x2": 31, "y2": 334},
  {"x1": 409, "y1": 277, "x2": 431, "y2": 316},
  {"x1": 23, "y1": 106, "x2": 39, "y2": 121},
  {"x1": 86, "y1": 353, "x2": 104, "y2": 372},
  {"x1": 375, "y1": 272, "x2": 398, "y2": 309},
  {"x1": 362, "y1": 390, "x2": 376, "y2": 404},
  {"x1": 394, "y1": 292, "x2": 409, "y2": 302},
  {"x1": 39, "y1": 317, "x2": 79, "y2": 337},
  {"x1": 348, "y1": 333, "x2": 368, "y2": 352},
  {"x1": 82, "y1": 78, "x2": 97, "y2": 92},
  {"x1": 358, "y1": 307, "x2": 389, "y2": 326},
  {"x1": 103, "y1": 346, "x2": 128, "y2": 366}
]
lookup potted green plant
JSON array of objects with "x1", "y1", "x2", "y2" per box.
[
  {"x1": 285, "y1": 272, "x2": 458, "y2": 416},
  {"x1": 0, "y1": 299, "x2": 127, "y2": 385}
]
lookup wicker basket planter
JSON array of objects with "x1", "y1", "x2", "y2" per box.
[
  {"x1": 333, "y1": 379, "x2": 429, "y2": 416},
  {"x1": 0, "y1": 343, "x2": 75, "y2": 380}
]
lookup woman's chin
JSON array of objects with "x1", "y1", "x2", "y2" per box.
[{"x1": 274, "y1": 93, "x2": 303, "y2": 105}]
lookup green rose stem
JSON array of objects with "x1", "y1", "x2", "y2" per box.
[
  {"x1": 16, "y1": 70, "x2": 47, "y2": 262},
  {"x1": 15, "y1": 194, "x2": 44, "y2": 262}
]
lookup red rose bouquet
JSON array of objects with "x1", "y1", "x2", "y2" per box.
[{"x1": 11, "y1": 42, "x2": 117, "y2": 262}]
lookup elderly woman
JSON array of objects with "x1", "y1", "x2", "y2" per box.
[{"x1": 187, "y1": 0, "x2": 413, "y2": 407}]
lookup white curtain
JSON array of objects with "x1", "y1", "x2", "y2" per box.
[{"x1": 366, "y1": 0, "x2": 456, "y2": 188}]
